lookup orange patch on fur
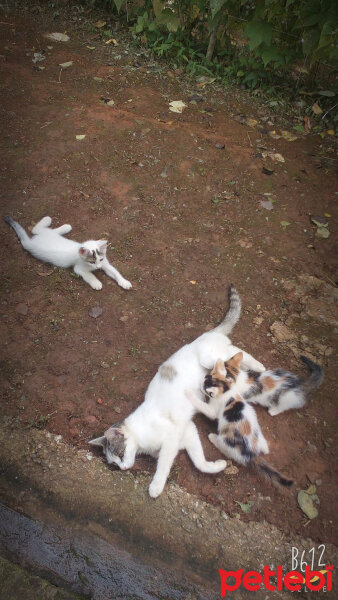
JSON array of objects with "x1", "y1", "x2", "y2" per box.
[
  {"x1": 238, "y1": 419, "x2": 251, "y2": 436},
  {"x1": 262, "y1": 376, "x2": 276, "y2": 390}
]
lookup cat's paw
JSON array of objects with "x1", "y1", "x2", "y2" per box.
[
  {"x1": 255, "y1": 361, "x2": 266, "y2": 372},
  {"x1": 215, "y1": 459, "x2": 227, "y2": 471},
  {"x1": 268, "y1": 407, "x2": 280, "y2": 416},
  {"x1": 91, "y1": 280, "x2": 103, "y2": 290},
  {"x1": 42, "y1": 216, "x2": 52, "y2": 227},
  {"x1": 120, "y1": 279, "x2": 132, "y2": 290},
  {"x1": 148, "y1": 480, "x2": 164, "y2": 498}
]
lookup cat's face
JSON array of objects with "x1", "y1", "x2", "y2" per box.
[
  {"x1": 89, "y1": 422, "x2": 126, "y2": 465},
  {"x1": 203, "y1": 353, "x2": 243, "y2": 398},
  {"x1": 79, "y1": 240, "x2": 107, "y2": 268}
]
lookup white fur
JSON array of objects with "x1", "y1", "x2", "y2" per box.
[
  {"x1": 90, "y1": 323, "x2": 265, "y2": 498},
  {"x1": 6, "y1": 216, "x2": 132, "y2": 291}
]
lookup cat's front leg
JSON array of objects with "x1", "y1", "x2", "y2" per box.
[
  {"x1": 119, "y1": 439, "x2": 137, "y2": 470},
  {"x1": 101, "y1": 257, "x2": 132, "y2": 290},
  {"x1": 74, "y1": 265, "x2": 102, "y2": 290},
  {"x1": 185, "y1": 389, "x2": 218, "y2": 420},
  {"x1": 148, "y1": 438, "x2": 179, "y2": 498}
]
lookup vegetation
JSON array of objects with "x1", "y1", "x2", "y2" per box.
[{"x1": 88, "y1": 1, "x2": 337, "y2": 94}]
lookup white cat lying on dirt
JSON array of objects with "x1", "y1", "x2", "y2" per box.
[
  {"x1": 5, "y1": 215, "x2": 132, "y2": 291},
  {"x1": 90, "y1": 285, "x2": 265, "y2": 498}
]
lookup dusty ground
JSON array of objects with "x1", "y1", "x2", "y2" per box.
[{"x1": 0, "y1": 1, "x2": 337, "y2": 547}]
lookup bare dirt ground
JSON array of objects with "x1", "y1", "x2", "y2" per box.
[{"x1": 1, "y1": 2, "x2": 337, "y2": 546}]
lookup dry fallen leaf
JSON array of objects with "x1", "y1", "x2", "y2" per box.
[
  {"x1": 76, "y1": 135, "x2": 86, "y2": 140},
  {"x1": 190, "y1": 280, "x2": 197, "y2": 285},
  {"x1": 281, "y1": 130, "x2": 298, "y2": 142},
  {"x1": 45, "y1": 32, "x2": 70, "y2": 42},
  {"x1": 88, "y1": 306, "x2": 103, "y2": 318},
  {"x1": 304, "y1": 116, "x2": 312, "y2": 131},
  {"x1": 262, "y1": 151, "x2": 285, "y2": 163},
  {"x1": 94, "y1": 20, "x2": 106, "y2": 28},
  {"x1": 312, "y1": 102, "x2": 323, "y2": 115},
  {"x1": 169, "y1": 100, "x2": 187, "y2": 114},
  {"x1": 59, "y1": 61, "x2": 73, "y2": 69}
]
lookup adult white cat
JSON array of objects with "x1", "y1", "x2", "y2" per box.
[
  {"x1": 90, "y1": 285, "x2": 265, "y2": 498},
  {"x1": 5, "y1": 216, "x2": 132, "y2": 291}
]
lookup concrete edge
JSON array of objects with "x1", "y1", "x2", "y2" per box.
[{"x1": 0, "y1": 418, "x2": 336, "y2": 585}]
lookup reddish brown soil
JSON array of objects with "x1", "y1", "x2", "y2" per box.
[{"x1": 1, "y1": 3, "x2": 337, "y2": 545}]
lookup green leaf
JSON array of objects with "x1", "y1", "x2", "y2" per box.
[
  {"x1": 113, "y1": 0, "x2": 124, "y2": 13},
  {"x1": 210, "y1": 0, "x2": 227, "y2": 20},
  {"x1": 158, "y1": 8, "x2": 180, "y2": 32},
  {"x1": 235, "y1": 500, "x2": 254, "y2": 514},
  {"x1": 298, "y1": 489, "x2": 319, "y2": 519},
  {"x1": 244, "y1": 21, "x2": 273, "y2": 50},
  {"x1": 261, "y1": 46, "x2": 283, "y2": 67},
  {"x1": 152, "y1": 0, "x2": 165, "y2": 19},
  {"x1": 318, "y1": 90, "x2": 335, "y2": 97}
]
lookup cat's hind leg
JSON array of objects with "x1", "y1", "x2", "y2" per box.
[
  {"x1": 148, "y1": 437, "x2": 180, "y2": 498},
  {"x1": 53, "y1": 224, "x2": 72, "y2": 235},
  {"x1": 32, "y1": 216, "x2": 52, "y2": 234},
  {"x1": 268, "y1": 390, "x2": 305, "y2": 416},
  {"x1": 184, "y1": 422, "x2": 227, "y2": 473},
  {"x1": 230, "y1": 345, "x2": 265, "y2": 372},
  {"x1": 258, "y1": 433, "x2": 269, "y2": 454},
  {"x1": 101, "y1": 257, "x2": 132, "y2": 290}
]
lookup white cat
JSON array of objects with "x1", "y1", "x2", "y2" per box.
[
  {"x1": 5, "y1": 216, "x2": 132, "y2": 291},
  {"x1": 90, "y1": 285, "x2": 265, "y2": 498}
]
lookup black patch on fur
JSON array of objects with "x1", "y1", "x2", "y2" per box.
[
  {"x1": 224, "y1": 401, "x2": 244, "y2": 422},
  {"x1": 243, "y1": 381, "x2": 263, "y2": 399},
  {"x1": 247, "y1": 370, "x2": 260, "y2": 381},
  {"x1": 270, "y1": 389, "x2": 282, "y2": 406},
  {"x1": 224, "y1": 431, "x2": 253, "y2": 463},
  {"x1": 204, "y1": 375, "x2": 230, "y2": 394}
]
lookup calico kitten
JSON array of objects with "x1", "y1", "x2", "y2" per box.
[
  {"x1": 186, "y1": 353, "x2": 294, "y2": 488},
  {"x1": 5, "y1": 215, "x2": 132, "y2": 291},
  {"x1": 240, "y1": 356, "x2": 323, "y2": 416},
  {"x1": 90, "y1": 285, "x2": 266, "y2": 498}
]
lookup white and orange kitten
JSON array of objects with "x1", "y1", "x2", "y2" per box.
[{"x1": 5, "y1": 215, "x2": 132, "y2": 291}]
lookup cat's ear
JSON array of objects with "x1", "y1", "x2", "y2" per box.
[
  {"x1": 79, "y1": 246, "x2": 91, "y2": 259},
  {"x1": 104, "y1": 425, "x2": 124, "y2": 441},
  {"x1": 230, "y1": 352, "x2": 243, "y2": 368},
  {"x1": 88, "y1": 436, "x2": 106, "y2": 447},
  {"x1": 97, "y1": 240, "x2": 108, "y2": 253},
  {"x1": 213, "y1": 358, "x2": 227, "y2": 379}
]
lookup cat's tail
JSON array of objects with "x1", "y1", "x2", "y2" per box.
[
  {"x1": 251, "y1": 456, "x2": 294, "y2": 489},
  {"x1": 300, "y1": 355, "x2": 323, "y2": 396},
  {"x1": 217, "y1": 284, "x2": 241, "y2": 335},
  {"x1": 5, "y1": 216, "x2": 30, "y2": 245}
]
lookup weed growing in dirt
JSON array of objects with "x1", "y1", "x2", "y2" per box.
[{"x1": 27, "y1": 410, "x2": 57, "y2": 430}]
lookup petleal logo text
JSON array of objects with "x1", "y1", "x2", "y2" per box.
[{"x1": 219, "y1": 564, "x2": 333, "y2": 596}]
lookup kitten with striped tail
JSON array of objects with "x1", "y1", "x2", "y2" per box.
[
  {"x1": 186, "y1": 353, "x2": 294, "y2": 488},
  {"x1": 5, "y1": 215, "x2": 132, "y2": 291},
  {"x1": 89, "y1": 285, "x2": 266, "y2": 498},
  {"x1": 241, "y1": 355, "x2": 323, "y2": 416}
]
